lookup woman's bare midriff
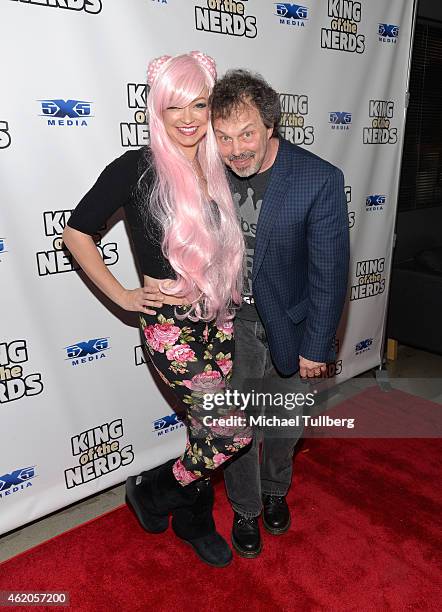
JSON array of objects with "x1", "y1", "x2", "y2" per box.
[{"x1": 143, "y1": 274, "x2": 190, "y2": 306}]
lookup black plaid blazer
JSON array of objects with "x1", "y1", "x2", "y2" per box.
[{"x1": 253, "y1": 137, "x2": 349, "y2": 375}]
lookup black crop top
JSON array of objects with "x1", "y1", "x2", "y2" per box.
[{"x1": 67, "y1": 146, "x2": 175, "y2": 279}]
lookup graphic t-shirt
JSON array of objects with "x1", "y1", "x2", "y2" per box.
[{"x1": 228, "y1": 167, "x2": 272, "y2": 320}]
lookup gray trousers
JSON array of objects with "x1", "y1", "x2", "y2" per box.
[{"x1": 224, "y1": 317, "x2": 304, "y2": 517}]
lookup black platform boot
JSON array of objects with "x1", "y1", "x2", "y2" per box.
[
  {"x1": 126, "y1": 459, "x2": 199, "y2": 533},
  {"x1": 172, "y1": 479, "x2": 232, "y2": 567}
]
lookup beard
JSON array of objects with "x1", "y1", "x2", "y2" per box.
[{"x1": 228, "y1": 152, "x2": 262, "y2": 178}]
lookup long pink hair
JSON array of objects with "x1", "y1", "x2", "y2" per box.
[{"x1": 146, "y1": 53, "x2": 244, "y2": 325}]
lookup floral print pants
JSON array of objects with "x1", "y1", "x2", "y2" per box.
[{"x1": 140, "y1": 306, "x2": 252, "y2": 486}]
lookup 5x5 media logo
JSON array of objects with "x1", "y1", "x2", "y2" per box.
[
  {"x1": 275, "y1": 3, "x2": 308, "y2": 27},
  {"x1": 0, "y1": 466, "x2": 36, "y2": 499},
  {"x1": 153, "y1": 413, "x2": 184, "y2": 436},
  {"x1": 366, "y1": 194, "x2": 386, "y2": 212},
  {"x1": 39, "y1": 99, "x2": 93, "y2": 127},
  {"x1": 378, "y1": 23, "x2": 399, "y2": 44},
  {"x1": 0, "y1": 238, "x2": 8, "y2": 260},
  {"x1": 355, "y1": 338, "x2": 373, "y2": 355},
  {"x1": 329, "y1": 111, "x2": 352, "y2": 131},
  {"x1": 65, "y1": 337, "x2": 110, "y2": 367}
]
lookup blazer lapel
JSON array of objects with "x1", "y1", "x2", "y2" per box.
[{"x1": 253, "y1": 138, "x2": 291, "y2": 281}]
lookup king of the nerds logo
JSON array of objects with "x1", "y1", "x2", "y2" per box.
[
  {"x1": 64, "y1": 419, "x2": 134, "y2": 489},
  {"x1": 153, "y1": 413, "x2": 185, "y2": 437},
  {"x1": 321, "y1": 0, "x2": 365, "y2": 54},
  {"x1": 320, "y1": 338, "x2": 342, "y2": 378},
  {"x1": 0, "y1": 340, "x2": 44, "y2": 404},
  {"x1": 378, "y1": 23, "x2": 399, "y2": 44},
  {"x1": 120, "y1": 83, "x2": 150, "y2": 147},
  {"x1": 345, "y1": 185, "x2": 356, "y2": 229},
  {"x1": 11, "y1": 0, "x2": 102, "y2": 13},
  {"x1": 366, "y1": 194, "x2": 386, "y2": 212},
  {"x1": 36, "y1": 210, "x2": 118, "y2": 276},
  {"x1": 39, "y1": 99, "x2": 93, "y2": 128},
  {"x1": 0, "y1": 466, "x2": 36, "y2": 500},
  {"x1": 134, "y1": 344, "x2": 147, "y2": 366},
  {"x1": 195, "y1": 0, "x2": 257, "y2": 38},
  {"x1": 65, "y1": 337, "x2": 110, "y2": 367},
  {"x1": 0, "y1": 121, "x2": 11, "y2": 148},
  {"x1": 279, "y1": 93, "x2": 314, "y2": 145},
  {"x1": 363, "y1": 100, "x2": 397, "y2": 144},
  {"x1": 329, "y1": 111, "x2": 352, "y2": 131},
  {"x1": 350, "y1": 258, "x2": 385, "y2": 301},
  {"x1": 275, "y1": 3, "x2": 308, "y2": 27}
]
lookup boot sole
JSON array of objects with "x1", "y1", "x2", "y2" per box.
[
  {"x1": 177, "y1": 536, "x2": 233, "y2": 568},
  {"x1": 262, "y1": 515, "x2": 291, "y2": 535},
  {"x1": 125, "y1": 477, "x2": 169, "y2": 534},
  {"x1": 231, "y1": 533, "x2": 262, "y2": 558}
]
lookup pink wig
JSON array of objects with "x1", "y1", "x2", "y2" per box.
[{"x1": 146, "y1": 53, "x2": 244, "y2": 325}]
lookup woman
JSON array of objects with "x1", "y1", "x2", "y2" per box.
[{"x1": 63, "y1": 52, "x2": 252, "y2": 567}]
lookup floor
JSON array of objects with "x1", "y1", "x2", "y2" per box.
[{"x1": 1, "y1": 344, "x2": 441, "y2": 564}]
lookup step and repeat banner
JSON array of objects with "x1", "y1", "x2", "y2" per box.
[{"x1": 1, "y1": 0, "x2": 415, "y2": 534}]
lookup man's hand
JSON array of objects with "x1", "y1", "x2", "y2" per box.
[{"x1": 299, "y1": 355, "x2": 326, "y2": 378}]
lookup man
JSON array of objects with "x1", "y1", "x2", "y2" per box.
[{"x1": 208, "y1": 70, "x2": 349, "y2": 557}]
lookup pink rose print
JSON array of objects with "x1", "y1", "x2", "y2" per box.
[
  {"x1": 216, "y1": 357, "x2": 233, "y2": 377},
  {"x1": 166, "y1": 344, "x2": 196, "y2": 363},
  {"x1": 211, "y1": 422, "x2": 238, "y2": 436},
  {"x1": 202, "y1": 324, "x2": 209, "y2": 343},
  {"x1": 233, "y1": 435, "x2": 253, "y2": 447},
  {"x1": 172, "y1": 458, "x2": 200, "y2": 485},
  {"x1": 182, "y1": 370, "x2": 224, "y2": 391},
  {"x1": 217, "y1": 321, "x2": 234, "y2": 335},
  {"x1": 144, "y1": 322, "x2": 181, "y2": 353},
  {"x1": 213, "y1": 452, "x2": 229, "y2": 467},
  {"x1": 189, "y1": 416, "x2": 204, "y2": 432}
]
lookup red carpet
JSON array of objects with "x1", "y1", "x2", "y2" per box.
[{"x1": 1, "y1": 389, "x2": 441, "y2": 611}]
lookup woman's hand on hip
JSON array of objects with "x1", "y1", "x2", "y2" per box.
[
  {"x1": 118, "y1": 287, "x2": 164, "y2": 315},
  {"x1": 143, "y1": 279, "x2": 192, "y2": 308}
]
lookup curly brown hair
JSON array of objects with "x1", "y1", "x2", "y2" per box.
[{"x1": 210, "y1": 69, "x2": 281, "y2": 136}]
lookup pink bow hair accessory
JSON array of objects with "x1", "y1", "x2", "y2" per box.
[
  {"x1": 147, "y1": 55, "x2": 172, "y2": 87},
  {"x1": 190, "y1": 50, "x2": 217, "y2": 80}
]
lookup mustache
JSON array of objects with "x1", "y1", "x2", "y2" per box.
[{"x1": 228, "y1": 152, "x2": 255, "y2": 161}]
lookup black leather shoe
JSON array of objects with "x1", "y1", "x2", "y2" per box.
[
  {"x1": 262, "y1": 494, "x2": 291, "y2": 535},
  {"x1": 231, "y1": 512, "x2": 262, "y2": 558}
]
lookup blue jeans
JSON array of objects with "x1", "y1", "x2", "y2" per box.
[{"x1": 224, "y1": 318, "x2": 304, "y2": 517}]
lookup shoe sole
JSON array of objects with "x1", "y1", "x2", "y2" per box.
[
  {"x1": 262, "y1": 515, "x2": 291, "y2": 535},
  {"x1": 231, "y1": 534, "x2": 262, "y2": 558},
  {"x1": 178, "y1": 536, "x2": 233, "y2": 568},
  {"x1": 125, "y1": 477, "x2": 169, "y2": 534}
]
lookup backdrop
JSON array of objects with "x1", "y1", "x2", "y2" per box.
[{"x1": 0, "y1": 0, "x2": 415, "y2": 535}]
